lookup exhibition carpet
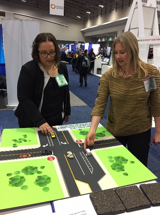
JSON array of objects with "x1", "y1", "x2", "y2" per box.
[
  {"x1": 66, "y1": 64, "x2": 110, "y2": 119},
  {"x1": 0, "y1": 107, "x2": 107, "y2": 129},
  {"x1": 67, "y1": 65, "x2": 100, "y2": 109}
]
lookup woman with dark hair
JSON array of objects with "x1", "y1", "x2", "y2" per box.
[{"x1": 15, "y1": 33, "x2": 71, "y2": 135}]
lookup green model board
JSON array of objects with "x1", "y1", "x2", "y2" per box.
[
  {"x1": 0, "y1": 128, "x2": 38, "y2": 148},
  {"x1": 95, "y1": 146, "x2": 157, "y2": 186},
  {"x1": 72, "y1": 126, "x2": 112, "y2": 140},
  {"x1": 0, "y1": 157, "x2": 65, "y2": 210}
]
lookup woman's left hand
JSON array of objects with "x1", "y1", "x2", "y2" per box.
[
  {"x1": 64, "y1": 115, "x2": 70, "y2": 123},
  {"x1": 152, "y1": 132, "x2": 160, "y2": 146}
]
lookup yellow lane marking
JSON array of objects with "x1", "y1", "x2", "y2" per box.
[
  {"x1": 62, "y1": 131, "x2": 69, "y2": 144},
  {"x1": 64, "y1": 154, "x2": 76, "y2": 180},
  {"x1": 0, "y1": 151, "x2": 41, "y2": 157},
  {"x1": 64, "y1": 154, "x2": 92, "y2": 194}
]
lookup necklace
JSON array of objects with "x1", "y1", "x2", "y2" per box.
[
  {"x1": 46, "y1": 65, "x2": 57, "y2": 76},
  {"x1": 120, "y1": 69, "x2": 135, "y2": 78}
]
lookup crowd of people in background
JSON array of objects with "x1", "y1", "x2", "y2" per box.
[
  {"x1": 59, "y1": 45, "x2": 111, "y2": 87},
  {"x1": 97, "y1": 47, "x2": 108, "y2": 58},
  {"x1": 60, "y1": 46, "x2": 111, "y2": 74}
]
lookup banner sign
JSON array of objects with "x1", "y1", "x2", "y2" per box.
[
  {"x1": 142, "y1": 0, "x2": 160, "y2": 11},
  {"x1": 50, "y1": 0, "x2": 64, "y2": 16},
  {"x1": 137, "y1": 35, "x2": 160, "y2": 44}
]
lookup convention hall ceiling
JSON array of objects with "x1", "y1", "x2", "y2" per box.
[{"x1": 2, "y1": 0, "x2": 133, "y2": 21}]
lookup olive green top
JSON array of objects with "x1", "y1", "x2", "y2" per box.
[{"x1": 91, "y1": 61, "x2": 160, "y2": 136}]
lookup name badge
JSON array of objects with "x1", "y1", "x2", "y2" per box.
[
  {"x1": 55, "y1": 74, "x2": 68, "y2": 87},
  {"x1": 143, "y1": 77, "x2": 157, "y2": 93}
]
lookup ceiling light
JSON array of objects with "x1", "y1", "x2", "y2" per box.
[
  {"x1": 77, "y1": 16, "x2": 81, "y2": 18},
  {"x1": 86, "y1": 11, "x2": 91, "y2": 14},
  {"x1": 99, "y1": 5, "x2": 104, "y2": 8},
  {"x1": 22, "y1": 0, "x2": 26, "y2": 2}
]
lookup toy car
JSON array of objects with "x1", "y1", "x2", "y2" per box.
[
  {"x1": 51, "y1": 132, "x2": 55, "y2": 138},
  {"x1": 20, "y1": 154, "x2": 31, "y2": 158},
  {"x1": 85, "y1": 148, "x2": 91, "y2": 156},
  {"x1": 66, "y1": 151, "x2": 74, "y2": 159},
  {"x1": 41, "y1": 150, "x2": 53, "y2": 155},
  {"x1": 67, "y1": 151, "x2": 72, "y2": 155}
]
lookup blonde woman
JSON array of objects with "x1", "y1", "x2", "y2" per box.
[{"x1": 84, "y1": 31, "x2": 160, "y2": 166}]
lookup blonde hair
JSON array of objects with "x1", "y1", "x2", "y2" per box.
[{"x1": 112, "y1": 31, "x2": 146, "y2": 79}]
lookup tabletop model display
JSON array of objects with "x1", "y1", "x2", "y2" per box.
[{"x1": 0, "y1": 123, "x2": 157, "y2": 211}]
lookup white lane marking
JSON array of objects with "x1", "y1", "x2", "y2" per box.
[
  {"x1": 54, "y1": 131, "x2": 61, "y2": 145},
  {"x1": 46, "y1": 135, "x2": 52, "y2": 147},
  {"x1": 73, "y1": 153, "x2": 85, "y2": 175},
  {"x1": 42, "y1": 144, "x2": 48, "y2": 147},
  {"x1": 61, "y1": 142, "x2": 67, "y2": 145},
  {"x1": 80, "y1": 152, "x2": 94, "y2": 174},
  {"x1": 49, "y1": 134, "x2": 54, "y2": 146}
]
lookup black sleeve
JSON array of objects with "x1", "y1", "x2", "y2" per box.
[
  {"x1": 60, "y1": 63, "x2": 71, "y2": 116},
  {"x1": 75, "y1": 56, "x2": 80, "y2": 69},
  {"x1": 88, "y1": 53, "x2": 91, "y2": 60},
  {"x1": 17, "y1": 64, "x2": 46, "y2": 127}
]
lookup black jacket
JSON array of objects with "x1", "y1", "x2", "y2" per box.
[
  {"x1": 88, "y1": 51, "x2": 96, "y2": 61},
  {"x1": 76, "y1": 54, "x2": 88, "y2": 74},
  {"x1": 15, "y1": 60, "x2": 70, "y2": 127}
]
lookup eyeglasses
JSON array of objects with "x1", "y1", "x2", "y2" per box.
[{"x1": 39, "y1": 51, "x2": 56, "y2": 58}]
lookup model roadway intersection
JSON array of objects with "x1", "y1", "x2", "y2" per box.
[{"x1": 38, "y1": 127, "x2": 121, "y2": 197}]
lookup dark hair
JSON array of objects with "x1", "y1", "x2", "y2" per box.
[
  {"x1": 84, "y1": 49, "x2": 88, "y2": 55},
  {"x1": 32, "y1": 33, "x2": 60, "y2": 66},
  {"x1": 79, "y1": 48, "x2": 84, "y2": 52},
  {"x1": 90, "y1": 48, "x2": 93, "y2": 53}
]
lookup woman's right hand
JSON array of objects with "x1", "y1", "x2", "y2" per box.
[
  {"x1": 84, "y1": 131, "x2": 96, "y2": 150},
  {"x1": 84, "y1": 116, "x2": 101, "y2": 150},
  {"x1": 39, "y1": 122, "x2": 54, "y2": 135}
]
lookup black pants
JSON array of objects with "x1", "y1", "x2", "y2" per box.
[
  {"x1": 79, "y1": 72, "x2": 87, "y2": 85},
  {"x1": 72, "y1": 58, "x2": 77, "y2": 71},
  {"x1": 89, "y1": 61, "x2": 94, "y2": 73},
  {"x1": 115, "y1": 129, "x2": 151, "y2": 167}
]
